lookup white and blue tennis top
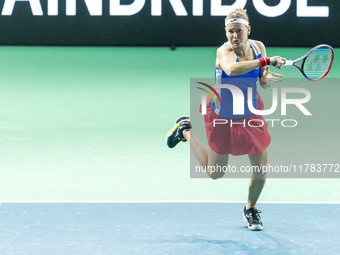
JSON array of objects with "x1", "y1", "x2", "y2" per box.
[{"x1": 212, "y1": 39, "x2": 261, "y2": 119}]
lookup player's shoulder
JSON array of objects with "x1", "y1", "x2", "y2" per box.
[
  {"x1": 217, "y1": 42, "x2": 233, "y2": 56},
  {"x1": 252, "y1": 40, "x2": 266, "y2": 51}
]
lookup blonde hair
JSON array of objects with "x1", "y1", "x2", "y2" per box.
[{"x1": 225, "y1": 8, "x2": 250, "y2": 24}]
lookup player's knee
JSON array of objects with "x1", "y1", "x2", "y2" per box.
[
  {"x1": 251, "y1": 164, "x2": 267, "y2": 180},
  {"x1": 252, "y1": 172, "x2": 266, "y2": 181}
]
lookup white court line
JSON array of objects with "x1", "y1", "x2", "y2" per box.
[{"x1": 0, "y1": 200, "x2": 340, "y2": 204}]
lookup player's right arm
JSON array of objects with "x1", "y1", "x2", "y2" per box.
[
  {"x1": 216, "y1": 44, "x2": 286, "y2": 76},
  {"x1": 256, "y1": 40, "x2": 285, "y2": 88},
  {"x1": 216, "y1": 45, "x2": 260, "y2": 76}
]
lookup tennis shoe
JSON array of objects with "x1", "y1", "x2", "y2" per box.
[
  {"x1": 243, "y1": 206, "x2": 263, "y2": 231},
  {"x1": 166, "y1": 116, "x2": 192, "y2": 148}
]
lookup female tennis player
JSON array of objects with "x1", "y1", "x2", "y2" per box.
[{"x1": 166, "y1": 9, "x2": 286, "y2": 231}]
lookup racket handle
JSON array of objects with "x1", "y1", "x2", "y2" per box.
[{"x1": 283, "y1": 60, "x2": 295, "y2": 66}]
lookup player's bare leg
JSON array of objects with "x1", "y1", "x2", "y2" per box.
[
  {"x1": 247, "y1": 149, "x2": 267, "y2": 208},
  {"x1": 242, "y1": 149, "x2": 267, "y2": 231},
  {"x1": 166, "y1": 116, "x2": 228, "y2": 179},
  {"x1": 183, "y1": 130, "x2": 228, "y2": 179},
  {"x1": 182, "y1": 130, "x2": 208, "y2": 166}
]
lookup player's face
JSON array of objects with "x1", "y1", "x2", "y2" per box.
[{"x1": 225, "y1": 23, "x2": 249, "y2": 48}]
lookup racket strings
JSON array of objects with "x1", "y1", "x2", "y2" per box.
[{"x1": 303, "y1": 47, "x2": 332, "y2": 79}]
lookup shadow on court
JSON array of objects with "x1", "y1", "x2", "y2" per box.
[{"x1": 0, "y1": 203, "x2": 338, "y2": 255}]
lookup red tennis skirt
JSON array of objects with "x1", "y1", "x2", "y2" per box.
[{"x1": 200, "y1": 93, "x2": 271, "y2": 156}]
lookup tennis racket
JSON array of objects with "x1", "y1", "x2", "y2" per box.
[{"x1": 283, "y1": 44, "x2": 334, "y2": 81}]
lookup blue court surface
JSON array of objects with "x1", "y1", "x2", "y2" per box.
[{"x1": 0, "y1": 202, "x2": 339, "y2": 255}]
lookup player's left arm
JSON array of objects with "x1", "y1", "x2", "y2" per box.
[{"x1": 255, "y1": 40, "x2": 285, "y2": 88}]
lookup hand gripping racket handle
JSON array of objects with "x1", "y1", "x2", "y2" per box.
[{"x1": 283, "y1": 60, "x2": 295, "y2": 66}]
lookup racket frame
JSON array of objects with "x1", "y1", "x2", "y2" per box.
[{"x1": 284, "y1": 44, "x2": 334, "y2": 81}]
